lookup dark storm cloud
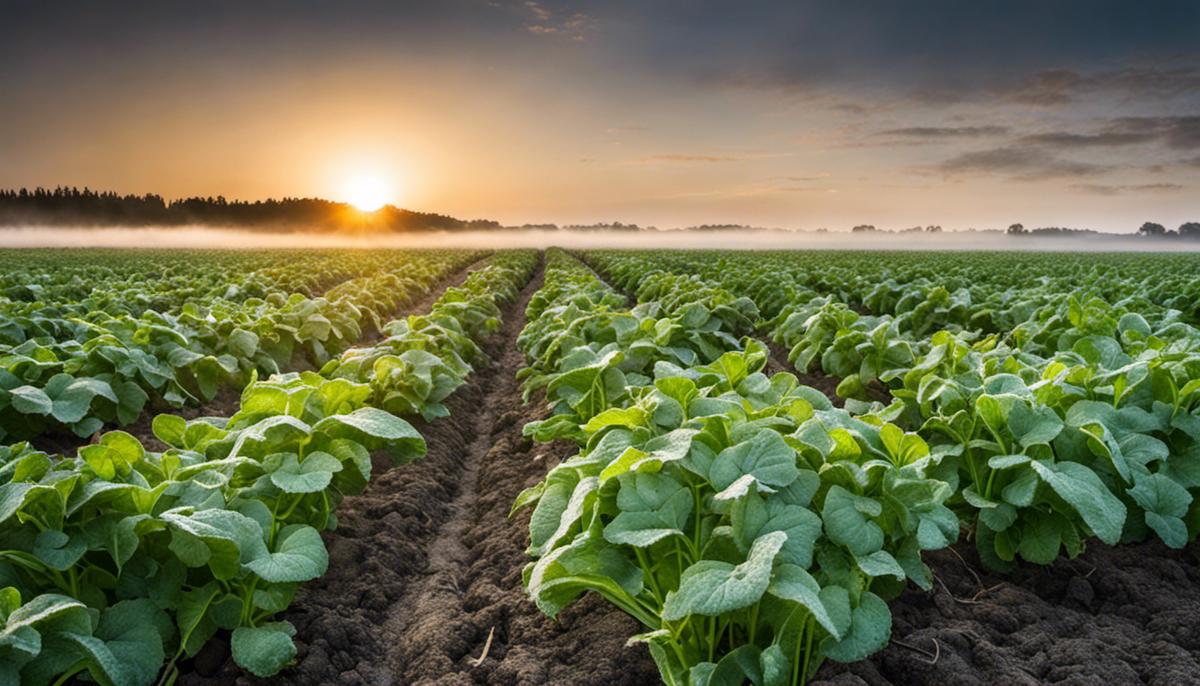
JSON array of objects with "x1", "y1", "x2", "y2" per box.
[
  {"x1": 932, "y1": 147, "x2": 1104, "y2": 181},
  {"x1": 5, "y1": 1, "x2": 1198, "y2": 99},
  {"x1": 629, "y1": 1, "x2": 1200, "y2": 106}
]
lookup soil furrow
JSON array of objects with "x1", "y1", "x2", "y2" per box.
[
  {"x1": 382, "y1": 261, "x2": 660, "y2": 686},
  {"x1": 359, "y1": 252, "x2": 494, "y2": 345}
]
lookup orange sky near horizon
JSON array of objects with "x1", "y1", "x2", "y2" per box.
[{"x1": 2, "y1": 1, "x2": 1197, "y2": 232}]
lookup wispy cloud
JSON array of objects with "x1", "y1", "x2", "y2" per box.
[
  {"x1": 772, "y1": 173, "x2": 832, "y2": 182},
  {"x1": 877, "y1": 126, "x2": 1010, "y2": 140},
  {"x1": 523, "y1": 1, "x2": 594, "y2": 40},
  {"x1": 604, "y1": 125, "x2": 649, "y2": 134},
  {"x1": 994, "y1": 66, "x2": 1200, "y2": 105},
  {"x1": 629, "y1": 151, "x2": 794, "y2": 165},
  {"x1": 1021, "y1": 131, "x2": 1157, "y2": 148},
  {"x1": 907, "y1": 65, "x2": 1200, "y2": 107},
  {"x1": 657, "y1": 182, "x2": 839, "y2": 200},
  {"x1": 636, "y1": 154, "x2": 739, "y2": 163},
  {"x1": 1022, "y1": 116, "x2": 1200, "y2": 150},
  {"x1": 1070, "y1": 182, "x2": 1185, "y2": 196},
  {"x1": 929, "y1": 146, "x2": 1104, "y2": 181}
]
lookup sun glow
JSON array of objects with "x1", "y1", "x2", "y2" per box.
[{"x1": 341, "y1": 175, "x2": 391, "y2": 212}]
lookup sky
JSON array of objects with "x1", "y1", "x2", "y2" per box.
[{"x1": 1, "y1": 0, "x2": 1198, "y2": 232}]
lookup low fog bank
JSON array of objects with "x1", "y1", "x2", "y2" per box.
[{"x1": 0, "y1": 226, "x2": 1195, "y2": 252}]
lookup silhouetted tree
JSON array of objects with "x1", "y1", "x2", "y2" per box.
[
  {"x1": 1138, "y1": 222, "x2": 1167, "y2": 236},
  {"x1": 1007, "y1": 223, "x2": 1026, "y2": 235},
  {"x1": 1178, "y1": 222, "x2": 1200, "y2": 239},
  {"x1": 851, "y1": 224, "x2": 877, "y2": 232}
]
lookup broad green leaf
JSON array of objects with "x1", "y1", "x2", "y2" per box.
[
  {"x1": 244, "y1": 525, "x2": 328, "y2": 583},
  {"x1": 662, "y1": 531, "x2": 786, "y2": 620},
  {"x1": 709, "y1": 430, "x2": 799, "y2": 493},
  {"x1": 269, "y1": 452, "x2": 343, "y2": 494},
  {"x1": 312, "y1": 408, "x2": 426, "y2": 461},
  {"x1": 855, "y1": 550, "x2": 905, "y2": 580},
  {"x1": 821, "y1": 591, "x2": 891, "y2": 663},
  {"x1": 822, "y1": 485, "x2": 884, "y2": 556},
  {"x1": 231, "y1": 621, "x2": 297, "y2": 678},
  {"x1": 603, "y1": 472, "x2": 692, "y2": 547},
  {"x1": 1030, "y1": 460, "x2": 1126, "y2": 544},
  {"x1": 767, "y1": 563, "x2": 841, "y2": 637},
  {"x1": 1128, "y1": 473, "x2": 1192, "y2": 548},
  {"x1": 9, "y1": 386, "x2": 52, "y2": 416},
  {"x1": 1017, "y1": 511, "x2": 1062, "y2": 565},
  {"x1": 731, "y1": 490, "x2": 822, "y2": 568}
]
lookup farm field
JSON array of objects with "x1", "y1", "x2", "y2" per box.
[{"x1": 3, "y1": 247, "x2": 1200, "y2": 686}]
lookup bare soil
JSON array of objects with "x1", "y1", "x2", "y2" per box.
[
  {"x1": 765, "y1": 340, "x2": 844, "y2": 407},
  {"x1": 813, "y1": 539, "x2": 1200, "y2": 686}
]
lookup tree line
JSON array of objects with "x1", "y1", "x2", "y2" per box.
[
  {"x1": 0, "y1": 187, "x2": 501, "y2": 232},
  {"x1": 1005, "y1": 222, "x2": 1200, "y2": 238}
]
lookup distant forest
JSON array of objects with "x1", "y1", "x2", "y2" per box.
[
  {"x1": 2, "y1": 186, "x2": 1196, "y2": 237},
  {"x1": 0, "y1": 187, "x2": 501, "y2": 232}
]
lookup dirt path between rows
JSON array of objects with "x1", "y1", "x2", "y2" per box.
[
  {"x1": 177, "y1": 250, "x2": 660, "y2": 685},
  {"x1": 382, "y1": 263, "x2": 660, "y2": 686}
]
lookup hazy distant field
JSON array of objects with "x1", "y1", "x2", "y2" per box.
[{"x1": 2, "y1": 225, "x2": 1198, "y2": 252}]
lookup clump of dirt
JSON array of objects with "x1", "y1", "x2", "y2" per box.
[{"x1": 813, "y1": 539, "x2": 1200, "y2": 686}]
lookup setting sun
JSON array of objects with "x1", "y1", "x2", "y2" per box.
[{"x1": 341, "y1": 175, "x2": 390, "y2": 212}]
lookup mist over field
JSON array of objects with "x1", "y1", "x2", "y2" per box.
[{"x1": 0, "y1": 226, "x2": 1195, "y2": 252}]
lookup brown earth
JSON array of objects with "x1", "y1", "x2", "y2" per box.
[{"x1": 813, "y1": 538, "x2": 1200, "y2": 686}]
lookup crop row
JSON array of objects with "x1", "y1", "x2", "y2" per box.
[
  {"x1": 0, "y1": 250, "x2": 486, "y2": 443},
  {"x1": 515, "y1": 249, "x2": 953, "y2": 684},
  {"x1": 513, "y1": 248, "x2": 1200, "y2": 685},
  {"x1": 587, "y1": 250, "x2": 1200, "y2": 566},
  {"x1": 0, "y1": 249, "x2": 417, "y2": 318},
  {"x1": 0, "y1": 250, "x2": 537, "y2": 685}
]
